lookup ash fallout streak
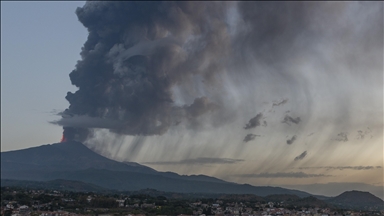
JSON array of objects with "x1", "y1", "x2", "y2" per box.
[{"x1": 52, "y1": 1, "x2": 383, "y2": 186}]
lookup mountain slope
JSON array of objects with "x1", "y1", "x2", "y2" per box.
[
  {"x1": 1, "y1": 179, "x2": 109, "y2": 192},
  {"x1": 1, "y1": 141, "x2": 156, "y2": 173},
  {"x1": 1, "y1": 141, "x2": 310, "y2": 197},
  {"x1": 328, "y1": 190, "x2": 384, "y2": 210}
]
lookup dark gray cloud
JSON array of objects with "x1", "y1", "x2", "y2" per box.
[
  {"x1": 335, "y1": 132, "x2": 348, "y2": 142},
  {"x1": 294, "y1": 151, "x2": 307, "y2": 161},
  {"x1": 244, "y1": 113, "x2": 263, "y2": 130},
  {"x1": 272, "y1": 99, "x2": 288, "y2": 107},
  {"x1": 357, "y1": 130, "x2": 365, "y2": 140},
  {"x1": 282, "y1": 115, "x2": 301, "y2": 125},
  {"x1": 356, "y1": 128, "x2": 372, "y2": 140},
  {"x1": 298, "y1": 166, "x2": 383, "y2": 171},
  {"x1": 236, "y1": 172, "x2": 331, "y2": 178},
  {"x1": 144, "y1": 157, "x2": 244, "y2": 165},
  {"x1": 262, "y1": 121, "x2": 267, "y2": 127},
  {"x1": 54, "y1": 1, "x2": 232, "y2": 141},
  {"x1": 286, "y1": 135, "x2": 297, "y2": 145},
  {"x1": 243, "y1": 134, "x2": 260, "y2": 143}
]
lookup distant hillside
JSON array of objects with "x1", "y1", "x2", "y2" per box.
[
  {"x1": 218, "y1": 194, "x2": 264, "y2": 202},
  {"x1": 282, "y1": 182, "x2": 384, "y2": 200},
  {"x1": 291, "y1": 196, "x2": 331, "y2": 208},
  {"x1": 328, "y1": 190, "x2": 384, "y2": 210},
  {"x1": 264, "y1": 194, "x2": 300, "y2": 203},
  {"x1": 1, "y1": 179, "x2": 109, "y2": 193},
  {"x1": 1, "y1": 141, "x2": 311, "y2": 197}
]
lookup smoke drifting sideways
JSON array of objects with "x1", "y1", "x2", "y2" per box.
[
  {"x1": 287, "y1": 135, "x2": 297, "y2": 145},
  {"x1": 294, "y1": 151, "x2": 307, "y2": 161},
  {"x1": 243, "y1": 134, "x2": 260, "y2": 143},
  {"x1": 282, "y1": 115, "x2": 301, "y2": 126},
  {"x1": 244, "y1": 113, "x2": 263, "y2": 130}
]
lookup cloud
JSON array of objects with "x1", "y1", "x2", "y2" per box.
[
  {"x1": 298, "y1": 166, "x2": 383, "y2": 171},
  {"x1": 286, "y1": 135, "x2": 297, "y2": 145},
  {"x1": 272, "y1": 99, "x2": 288, "y2": 107},
  {"x1": 356, "y1": 128, "x2": 372, "y2": 140},
  {"x1": 294, "y1": 151, "x2": 307, "y2": 161},
  {"x1": 243, "y1": 134, "x2": 260, "y2": 142},
  {"x1": 235, "y1": 172, "x2": 332, "y2": 178},
  {"x1": 335, "y1": 132, "x2": 348, "y2": 142},
  {"x1": 52, "y1": 115, "x2": 124, "y2": 129},
  {"x1": 262, "y1": 121, "x2": 267, "y2": 127},
  {"x1": 144, "y1": 157, "x2": 244, "y2": 165},
  {"x1": 244, "y1": 113, "x2": 263, "y2": 129},
  {"x1": 282, "y1": 115, "x2": 301, "y2": 125}
]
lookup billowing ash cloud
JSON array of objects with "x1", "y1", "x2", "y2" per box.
[
  {"x1": 53, "y1": 1, "x2": 233, "y2": 141},
  {"x1": 243, "y1": 134, "x2": 260, "y2": 143},
  {"x1": 51, "y1": 0, "x2": 383, "y2": 177},
  {"x1": 244, "y1": 113, "x2": 263, "y2": 130},
  {"x1": 144, "y1": 157, "x2": 244, "y2": 165},
  {"x1": 236, "y1": 172, "x2": 331, "y2": 178},
  {"x1": 294, "y1": 151, "x2": 307, "y2": 161},
  {"x1": 282, "y1": 115, "x2": 301, "y2": 125},
  {"x1": 286, "y1": 135, "x2": 297, "y2": 145},
  {"x1": 335, "y1": 132, "x2": 348, "y2": 142},
  {"x1": 298, "y1": 166, "x2": 382, "y2": 171}
]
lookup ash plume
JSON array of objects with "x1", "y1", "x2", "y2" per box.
[
  {"x1": 294, "y1": 151, "x2": 307, "y2": 161},
  {"x1": 54, "y1": 1, "x2": 232, "y2": 141},
  {"x1": 286, "y1": 135, "x2": 297, "y2": 145},
  {"x1": 282, "y1": 115, "x2": 301, "y2": 125},
  {"x1": 50, "y1": 1, "x2": 382, "y2": 180},
  {"x1": 244, "y1": 113, "x2": 263, "y2": 130}
]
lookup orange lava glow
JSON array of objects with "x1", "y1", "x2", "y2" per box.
[{"x1": 60, "y1": 134, "x2": 67, "y2": 143}]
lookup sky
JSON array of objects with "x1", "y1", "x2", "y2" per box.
[{"x1": 1, "y1": 1, "x2": 383, "y2": 194}]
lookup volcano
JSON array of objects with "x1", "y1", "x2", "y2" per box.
[{"x1": 1, "y1": 141, "x2": 311, "y2": 197}]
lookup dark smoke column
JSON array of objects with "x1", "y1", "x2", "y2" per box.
[{"x1": 56, "y1": 1, "x2": 231, "y2": 141}]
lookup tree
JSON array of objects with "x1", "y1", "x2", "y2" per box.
[{"x1": 202, "y1": 207, "x2": 212, "y2": 215}]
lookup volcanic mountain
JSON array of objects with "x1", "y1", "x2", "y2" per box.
[{"x1": 1, "y1": 141, "x2": 313, "y2": 197}]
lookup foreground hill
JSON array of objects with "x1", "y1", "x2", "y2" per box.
[
  {"x1": 282, "y1": 182, "x2": 384, "y2": 201},
  {"x1": 1, "y1": 141, "x2": 310, "y2": 197},
  {"x1": 328, "y1": 190, "x2": 384, "y2": 210}
]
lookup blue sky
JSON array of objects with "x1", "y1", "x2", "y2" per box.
[{"x1": 1, "y1": 1, "x2": 86, "y2": 150}]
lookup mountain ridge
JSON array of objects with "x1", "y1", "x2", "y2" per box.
[{"x1": 1, "y1": 141, "x2": 311, "y2": 197}]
